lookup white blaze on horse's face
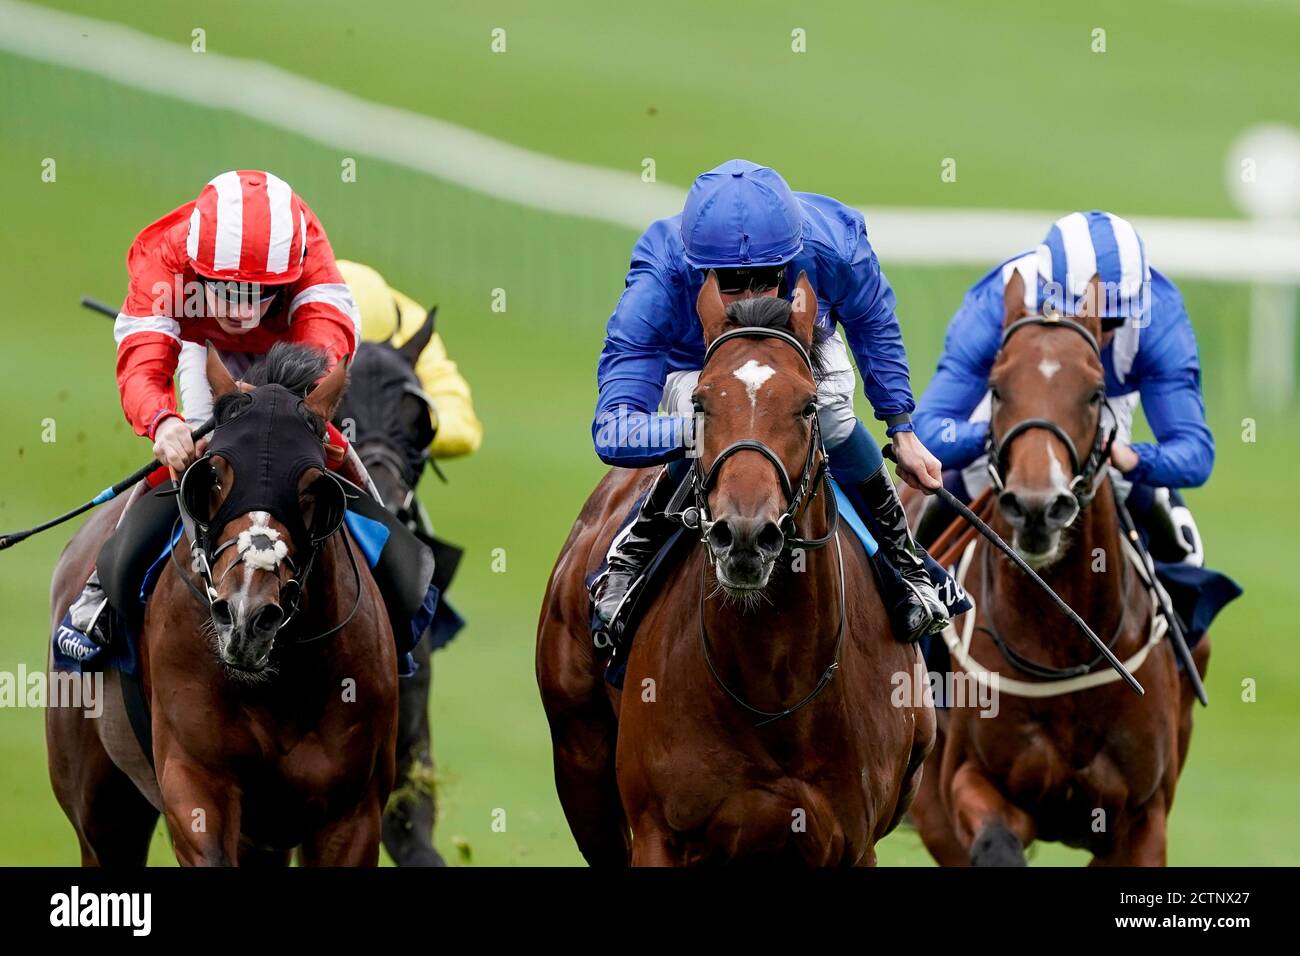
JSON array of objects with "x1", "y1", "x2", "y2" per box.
[
  {"x1": 1046, "y1": 446, "x2": 1070, "y2": 495},
  {"x1": 1038, "y1": 357, "x2": 1061, "y2": 380},
  {"x1": 732, "y1": 360, "x2": 776, "y2": 408}
]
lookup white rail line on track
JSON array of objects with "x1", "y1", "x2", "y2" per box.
[{"x1": 3, "y1": 0, "x2": 1299, "y2": 282}]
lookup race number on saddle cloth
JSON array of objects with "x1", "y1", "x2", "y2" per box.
[
  {"x1": 113, "y1": 170, "x2": 360, "y2": 440},
  {"x1": 52, "y1": 384, "x2": 439, "y2": 678}
]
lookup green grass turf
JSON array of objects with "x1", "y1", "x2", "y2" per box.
[
  {"x1": 33, "y1": 0, "x2": 1300, "y2": 217},
  {"x1": 0, "y1": 2, "x2": 1297, "y2": 865}
]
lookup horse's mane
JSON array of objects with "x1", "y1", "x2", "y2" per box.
[
  {"x1": 723, "y1": 297, "x2": 832, "y2": 376},
  {"x1": 212, "y1": 343, "x2": 331, "y2": 436}
]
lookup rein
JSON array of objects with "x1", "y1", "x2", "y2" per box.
[
  {"x1": 985, "y1": 315, "x2": 1116, "y2": 507},
  {"x1": 682, "y1": 325, "x2": 845, "y2": 726},
  {"x1": 974, "y1": 515, "x2": 1133, "y2": 681},
  {"x1": 358, "y1": 441, "x2": 422, "y2": 527}
]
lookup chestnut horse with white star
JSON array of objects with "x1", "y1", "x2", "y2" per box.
[
  {"x1": 538, "y1": 274, "x2": 933, "y2": 865},
  {"x1": 909, "y1": 273, "x2": 1208, "y2": 866}
]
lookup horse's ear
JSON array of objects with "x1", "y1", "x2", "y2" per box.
[
  {"x1": 305, "y1": 356, "x2": 350, "y2": 422},
  {"x1": 396, "y1": 306, "x2": 437, "y2": 367},
  {"x1": 1072, "y1": 274, "x2": 1105, "y2": 340},
  {"x1": 696, "y1": 271, "x2": 729, "y2": 345},
  {"x1": 205, "y1": 341, "x2": 239, "y2": 400},
  {"x1": 1002, "y1": 269, "x2": 1030, "y2": 329},
  {"x1": 789, "y1": 271, "x2": 817, "y2": 351}
]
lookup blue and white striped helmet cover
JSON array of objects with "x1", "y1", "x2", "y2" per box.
[{"x1": 1030, "y1": 211, "x2": 1151, "y2": 323}]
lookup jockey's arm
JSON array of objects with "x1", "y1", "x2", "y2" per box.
[
  {"x1": 1125, "y1": 311, "x2": 1214, "y2": 489},
  {"x1": 829, "y1": 227, "x2": 918, "y2": 438},
  {"x1": 592, "y1": 230, "x2": 688, "y2": 468},
  {"x1": 114, "y1": 243, "x2": 184, "y2": 439},
  {"x1": 913, "y1": 286, "x2": 1002, "y2": 471}
]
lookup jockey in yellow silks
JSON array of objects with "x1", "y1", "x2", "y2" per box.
[{"x1": 337, "y1": 260, "x2": 483, "y2": 460}]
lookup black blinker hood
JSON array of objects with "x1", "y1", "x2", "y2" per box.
[{"x1": 204, "y1": 384, "x2": 327, "y2": 547}]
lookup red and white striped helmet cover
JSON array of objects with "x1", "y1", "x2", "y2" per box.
[{"x1": 185, "y1": 170, "x2": 308, "y2": 284}]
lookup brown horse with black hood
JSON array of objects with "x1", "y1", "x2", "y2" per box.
[{"x1": 47, "y1": 345, "x2": 397, "y2": 866}]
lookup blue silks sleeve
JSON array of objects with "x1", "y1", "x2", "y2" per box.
[
  {"x1": 593, "y1": 222, "x2": 691, "y2": 468},
  {"x1": 914, "y1": 283, "x2": 1002, "y2": 470},
  {"x1": 1126, "y1": 304, "x2": 1214, "y2": 489},
  {"x1": 831, "y1": 224, "x2": 916, "y2": 432}
]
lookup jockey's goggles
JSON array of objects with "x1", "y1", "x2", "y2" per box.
[
  {"x1": 201, "y1": 279, "x2": 282, "y2": 324},
  {"x1": 713, "y1": 264, "x2": 786, "y2": 295}
]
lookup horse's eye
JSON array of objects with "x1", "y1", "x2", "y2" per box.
[
  {"x1": 990, "y1": 386, "x2": 1001, "y2": 403},
  {"x1": 1089, "y1": 389, "x2": 1104, "y2": 405},
  {"x1": 802, "y1": 401, "x2": 817, "y2": 418}
]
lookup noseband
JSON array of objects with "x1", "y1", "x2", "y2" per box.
[
  {"x1": 985, "y1": 315, "x2": 1116, "y2": 508},
  {"x1": 684, "y1": 326, "x2": 839, "y2": 552}
]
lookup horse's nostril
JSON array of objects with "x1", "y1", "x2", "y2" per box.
[
  {"x1": 251, "y1": 603, "x2": 284, "y2": 635},
  {"x1": 708, "y1": 520, "x2": 734, "y2": 552},
  {"x1": 1045, "y1": 492, "x2": 1079, "y2": 528},
  {"x1": 756, "y1": 521, "x2": 785, "y2": 555},
  {"x1": 210, "y1": 599, "x2": 233, "y2": 630},
  {"x1": 998, "y1": 491, "x2": 1027, "y2": 524}
]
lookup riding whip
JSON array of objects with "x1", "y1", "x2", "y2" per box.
[
  {"x1": 0, "y1": 418, "x2": 214, "y2": 552},
  {"x1": 883, "y1": 443, "x2": 1144, "y2": 697}
]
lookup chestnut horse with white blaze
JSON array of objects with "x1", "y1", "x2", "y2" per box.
[
  {"x1": 909, "y1": 272, "x2": 1208, "y2": 866},
  {"x1": 538, "y1": 274, "x2": 934, "y2": 865},
  {"x1": 47, "y1": 348, "x2": 397, "y2": 866}
]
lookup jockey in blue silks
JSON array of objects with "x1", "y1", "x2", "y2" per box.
[
  {"x1": 591, "y1": 159, "x2": 950, "y2": 643},
  {"x1": 914, "y1": 210, "x2": 1213, "y2": 563}
]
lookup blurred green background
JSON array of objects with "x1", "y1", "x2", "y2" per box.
[{"x1": 1, "y1": 0, "x2": 1296, "y2": 865}]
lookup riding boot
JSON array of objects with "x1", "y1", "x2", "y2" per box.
[
  {"x1": 591, "y1": 466, "x2": 681, "y2": 634},
  {"x1": 57, "y1": 480, "x2": 155, "y2": 655},
  {"x1": 856, "y1": 464, "x2": 950, "y2": 643},
  {"x1": 63, "y1": 569, "x2": 113, "y2": 648}
]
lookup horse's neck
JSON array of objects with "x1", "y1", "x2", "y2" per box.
[
  {"x1": 989, "y1": 480, "x2": 1132, "y2": 658},
  {"x1": 702, "y1": 495, "x2": 842, "y2": 701}
]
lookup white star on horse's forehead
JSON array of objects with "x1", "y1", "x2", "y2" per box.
[{"x1": 732, "y1": 360, "x2": 777, "y2": 406}]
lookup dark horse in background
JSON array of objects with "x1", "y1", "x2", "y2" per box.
[
  {"x1": 48, "y1": 346, "x2": 397, "y2": 865},
  {"x1": 334, "y1": 305, "x2": 461, "y2": 867},
  {"x1": 538, "y1": 274, "x2": 933, "y2": 865},
  {"x1": 909, "y1": 272, "x2": 1208, "y2": 866}
]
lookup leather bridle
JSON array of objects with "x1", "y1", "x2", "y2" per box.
[
  {"x1": 977, "y1": 315, "x2": 1143, "y2": 683},
  {"x1": 172, "y1": 459, "x2": 358, "y2": 646},
  {"x1": 684, "y1": 326, "x2": 839, "y2": 552},
  {"x1": 681, "y1": 325, "x2": 845, "y2": 726},
  {"x1": 985, "y1": 315, "x2": 1116, "y2": 509}
]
